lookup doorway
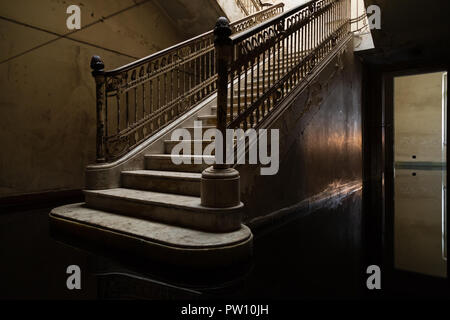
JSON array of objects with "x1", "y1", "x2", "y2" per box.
[{"x1": 393, "y1": 71, "x2": 447, "y2": 279}]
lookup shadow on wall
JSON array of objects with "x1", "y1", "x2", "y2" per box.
[{"x1": 0, "y1": 0, "x2": 191, "y2": 198}]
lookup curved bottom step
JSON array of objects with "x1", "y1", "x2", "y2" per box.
[{"x1": 49, "y1": 203, "x2": 253, "y2": 269}]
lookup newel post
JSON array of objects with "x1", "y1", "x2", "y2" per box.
[
  {"x1": 90, "y1": 55, "x2": 106, "y2": 163},
  {"x1": 214, "y1": 16, "x2": 232, "y2": 170},
  {"x1": 200, "y1": 17, "x2": 241, "y2": 210}
]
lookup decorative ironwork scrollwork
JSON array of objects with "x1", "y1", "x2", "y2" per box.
[
  {"x1": 105, "y1": 135, "x2": 130, "y2": 160},
  {"x1": 220, "y1": 0, "x2": 351, "y2": 132},
  {"x1": 91, "y1": 4, "x2": 285, "y2": 162}
]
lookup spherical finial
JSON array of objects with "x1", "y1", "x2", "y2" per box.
[
  {"x1": 90, "y1": 55, "x2": 104, "y2": 72},
  {"x1": 215, "y1": 17, "x2": 230, "y2": 29},
  {"x1": 214, "y1": 16, "x2": 231, "y2": 41}
]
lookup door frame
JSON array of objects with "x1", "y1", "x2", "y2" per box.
[{"x1": 382, "y1": 66, "x2": 449, "y2": 294}]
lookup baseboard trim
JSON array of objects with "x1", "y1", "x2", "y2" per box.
[{"x1": 0, "y1": 189, "x2": 84, "y2": 212}]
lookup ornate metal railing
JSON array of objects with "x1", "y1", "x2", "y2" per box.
[
  {"x1": 90, "y1": 3, "x2": 284, "y2": 162},
  {"x1": 351, "y1": 12, "x2": 369, "y2": 33},
  {"x1": 236, "y1": 0, "x2": 273, "y2": 16},
  {"x1": 214, "y1": 0, "x2": 351, "y2": 141}
]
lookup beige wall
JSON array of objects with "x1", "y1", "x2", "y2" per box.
[
  {"x1": 394, "y1": 72, "x2": 446, "y2": 163},
  {"x1": 0, "y1": 0, "x2": 186, "y2": 197},
  {"x1": 154, "y1": 0, "x2": 228, "y2": 38},
  {"x1": 216, "y1": 0, "x2": 246, "y2": 22}
]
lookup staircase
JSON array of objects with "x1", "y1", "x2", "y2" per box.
[
  {"x1": 50, "y1": 0, "x2": 352, "y2": 268},
  {"x1": 51, "y1": 53, "x2": 287, "y2": 267},
  {"x1": 83, "y1": 50, "x2": 293, "y2": 228}
]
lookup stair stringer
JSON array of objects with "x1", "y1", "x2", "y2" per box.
[{"x1": 234, "y1": 34, "x2": 359, "y2": 225}]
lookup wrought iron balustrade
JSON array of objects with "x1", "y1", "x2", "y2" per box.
[
  {"x1": 214, "y1": 0, "x2": 351, "y2": 138},
  {"x1": 236, "y1": 0, "x2": 273, "y2": 16},
  {"x1": 90, "y1": 3, "x2": 284, "y2": 162},
  {"x1": 351, "y1": 11, "x2": 369, "y2": 34}
]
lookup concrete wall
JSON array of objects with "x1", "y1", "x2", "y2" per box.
[
  {"x1": 0, "y1": 0, "x2": 186, "y2": 198},
  {"x1": 394, "y1": 72, "x2": 446, "y2": 163},
  {"x1": 238, "y1": 39, "x2": 362, "y2": 221},
  {"x1": 154, "y1": 0, "x2": 229, "y2": 38}
]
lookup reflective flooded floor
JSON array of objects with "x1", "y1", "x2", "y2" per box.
[
  {"x1": 0, "y1": 188, "x2": 448, "y2": 299},
  {"x1": 394, "y1": 168, "x2": 447, "y2": 278},
  {"x1": 0, "y1": 191, "x2": 364, "y2": 300}
]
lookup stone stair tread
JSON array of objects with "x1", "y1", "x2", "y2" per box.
[
  {"x1": 183, "y1": 125, "x2": 216, "y2": 129},
  {"x1": 84, "y1": 188, "x2": 243, "y2": 232},
  {"x1": 145, "y1": 154, "x2": 214, "y2": 160},
  {"x1": 84, "y1": 188, "x2": 202, "y2": 209},
  {"x1": 164, "y1": 139, "x2": 214, "y2": 142},
  {"x1": 197, "y1": 115, "x2": 216, "y2": 119},
  {"x1": 50, "y1": 203, "x2": 251, "y2": 249},
  {"x1": 121, "y1": 170, "x2": 201, "y2": 181},
  {"x1": 144, "y1": 154, "x2": 214, "y2": 173}
]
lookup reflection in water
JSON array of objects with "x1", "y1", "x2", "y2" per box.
[
  {"x1": 394, "y1": 168, "x2": 447, "y2": 278},
  {"x1": 393, "y1": 71, "x2": 447, "y2": 279},
  {"x1": 0, "y1": 191, "x2": 364, "y2": 299}
]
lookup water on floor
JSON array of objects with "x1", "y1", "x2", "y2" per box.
[
  {"x1": 0, "y1": 191, "x2": 364, "y2": 299},
  {"x1": 394, "y1": 168, "x2": 447, "y2": 278}
]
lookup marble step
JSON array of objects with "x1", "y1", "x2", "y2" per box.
[
  {"x1": 50, "y1": 203, "x2": 252, "y2": 268},
  {"x1": 196, "y1": 114, "x2": 217, "y2": 126},
  {"x1": 233, "y1": 83, "x2": 273, "y2": 92},
  {"x1": 183, "y1": 125, "x2": 216, "y2": 135},
  {"x1": 211, "y1": 106, "x2": 264, "y2": 120},
  {"x1": 197, "y1": 111, "x2": 266, "y2": 127},
  {"x1": 84, "y1": 188, "x2": 243, "y2": 232},
  {"x1": 164, "y1": 139, "x2": 215, "y2": 154},
  {"x1": 211, "y1": 104, "x2": 263, "y2": 113},
  {"x1": 121, "y1": 170, "x2": 201, "y2": 196},
  {"x1": 227, "y1": 92, "x2": 280, "y2": 105},
  {"x1": 145, "y1": 154, "x2": 213, "y2": 173},
  {"x1": 211, "y1": 107, "x2": 239, "y2": 117}
]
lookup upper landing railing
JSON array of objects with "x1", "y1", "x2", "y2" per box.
[
  {"x1": 214, "y1": 0, "x2": 351, "y2": 140},
  {"x1": 236, "y1": 0, "x2": 273, "y2": 16},
  {"x1": 90, "y1": 3, "x2": 284, "y2": 162}
]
